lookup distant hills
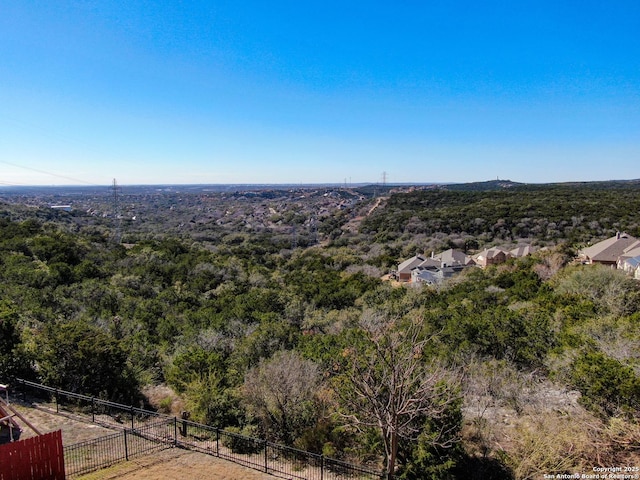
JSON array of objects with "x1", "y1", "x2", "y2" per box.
[
  {"x1": 2, "y1": 179, "x2": 640, "y2": 197},
  {"x1": 439, "y1": 179, "x2": 524, "y2": 191},
  {"x1": 418, "y1": 178, "x2": 640, "y2": 192}
]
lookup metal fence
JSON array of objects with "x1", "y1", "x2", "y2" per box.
[
  {"x1": 15, "y1": 379, "x2": 384, "y2": 480},
  {"x1": 176, "y1": 418, "x2": 383, "y2": 480},
  {"x1": 15, "y1": 379, "x2": 168, "y2": 431},
  {"x1": 64, "y1": 418, "x2": 174, "y2": 477}
]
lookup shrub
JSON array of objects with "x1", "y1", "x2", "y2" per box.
[
  {"x1": 501, "y1": 412, "x2": 598, "y2": 479},
  {"x1": 221, "y1": 425, "x2": 263, "y2": 454},
  {"x1": 571, "y1": 351, "x2": 640, "y2": 417}
]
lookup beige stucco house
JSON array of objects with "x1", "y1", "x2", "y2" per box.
[
  {"x1": 473, "y1": 247, "x2": 510, "y2": 267},
  {"x1": 579, "y1": 233, "x2": 640, "y2": 266},
  {"x1": 396, "y1": 249, "x2": 473, "y2": 282}
]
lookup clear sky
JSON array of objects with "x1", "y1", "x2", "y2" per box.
[{"x1": 1, "y1": 1, "x2": 639, "y2": 186}]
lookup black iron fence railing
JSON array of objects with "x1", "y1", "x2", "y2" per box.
[
  {"x1": 64, "y1": 418, "x2": 174, "y2": 477},
  {"x1": 15, "y1": 379, "x2": 385, "y2": 480}
]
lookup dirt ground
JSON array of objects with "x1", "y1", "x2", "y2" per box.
[
  {"x1": 4, "y1": 394, "x2": 278, "y2": 480},
  {"x1": 77, "y1": 448, "x2": 275, "y2": 480},
  {"x1": 8, "y1": 397, "x2": 116, "y2": 445}
]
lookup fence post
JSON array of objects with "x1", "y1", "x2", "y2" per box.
[
  {"x1": 91, "y1": 397, "x2": 95, "y2": 423},
  {"x1": 320, "y1": 455, "x2": 324, "y2": 480},
  {"x1": 124, "y1": 429, "x2": 129, "y2": 461},
  {"x1": 264, "y1": 440, "x2": 268, "y2": 473},
  {"x1": 174, "y1": 417, "x2": 178, "y2": 447},
  {"x1": 180, "y1": 411, "x2": 189, "y2": 437},
  {"x1": 55, "y1": 388, "x2": 59, "y2": 413},
  {"x1": 215, "y1": 428, "x2": 219, "y2": 457},
  {"x1": 130, "y1": 406, "x2": 135, "y2": 430}
]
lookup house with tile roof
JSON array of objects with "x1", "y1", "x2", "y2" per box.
[
  {"x1": 396, "y1": 255, "x2": 428, "y2": 281},
  {"x1": 396, "y1": 244, "x2": 539, "y2": 282},
  {"x1": 395, "y1": 249, "x2": 473, "y2": 283},
  {"x1": 510, "y1": 244, "x2": 537, "y2": 258},
  {"x1": 579, "y1": 232, "x2": 640, "y2": 266},
  {"x1": 434, "y1": 248, "x2": 475, "y2": 267},
  {"x1": 473, "y1": 247, "x2": 510, "y2": 268}
]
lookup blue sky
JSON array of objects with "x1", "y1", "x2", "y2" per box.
[{"x1": 1, "y1": 1, "x2": 638, "y2": 186}]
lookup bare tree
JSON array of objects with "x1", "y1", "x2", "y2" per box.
[
  {"x1": 243, "y1": 350, "x2": 321, "y2": 445},
  {"x1": 533, "y1": 251, "x2": 568, "y2": 281},
  {"x1": 335, "y1": 313, "x2": 461, "y2": 479}
]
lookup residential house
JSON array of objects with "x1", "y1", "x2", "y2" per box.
[
  {"x1": 396, "y1": 255, "x2": 428, "y2": 282},
  {"x1": 434, "y1": 248, "x2": 475, "y2": 267},
  {"x1": 397, "y1": 242, "x2": 544, "y2": 281},
  {"x1": 579, "y1": 232, "x2": 640, "y2": 266},
  {"x1": 510, "y1": 244, "x2": 537, "y2": 258},
  {"x1": 616, "y1": 245, "x2": 640, "y2": 271},
  {"x1": 411, "y1": 267, "x2": 441, "y2": 285},
  {"x1": 473, "y1": 247, "x2": 510, "y2": 268},
  {"x1": 396, "y1": 249, "x2": 472, "y2": 283},
  {"x1": 411, "y1": 264, "x2": 466, "y2": 285},
  {"x1": 619, "y1": 254, "x2": 640, "y2": 276}
]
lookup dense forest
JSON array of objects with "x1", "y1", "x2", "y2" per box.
[{"x1": 1, "y1": 182, "x2": 639, "y2": 479}]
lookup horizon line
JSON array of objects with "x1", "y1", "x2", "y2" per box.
[{"x1": 2, "y1": 178, "x2": 640, "y2": 190}]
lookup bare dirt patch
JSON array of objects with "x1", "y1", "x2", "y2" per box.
[
  {"x1": 77, "y1": 448, "x2": 275, "y2": 480},
  {"x1": 7, "y1": 396, "x2": 116, "y2": 445}
]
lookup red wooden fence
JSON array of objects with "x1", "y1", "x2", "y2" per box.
[{"x1": 0, "y1": 430, "x2": 65, "y2": 480}]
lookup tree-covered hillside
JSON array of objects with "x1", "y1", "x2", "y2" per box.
[
  {"x1": 1, "y1": 183, "x2": 639, "y2": 479},
  {"x1": 361, "y1": 183, "x2": 640, "y2": 245}
]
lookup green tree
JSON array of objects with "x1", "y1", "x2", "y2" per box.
[
  {"x1": 571, "y1": 351, "x2": 640, "y2": 417},
  {"x1": 182, "y1": 373, "x2": 242, "y2": 427},
  {"x1": 36, "y1": 319, "x2": 138, "y2": 401},
  {"x1": 398, "y1": 393, "x2": 464, "y2": 480},
  {"x1": 0, "y1": 302, "x2": 34, "y2": 383},
  {"x1": 165, "y1": 346, "x2": 225, "y2": 393}
]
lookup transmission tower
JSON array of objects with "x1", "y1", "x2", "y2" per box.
[
  {"x1": 381, "y1": 171, "x2": 388, "y2": 186},
  {"x1": 309, "y1": 214, "x2": 317, "y2": 245},
  {"x1": 111, "y1": 178, "x2": 122, "y2": 243}
]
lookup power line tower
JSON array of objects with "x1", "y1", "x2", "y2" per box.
[
  {"x1": 111, "y1": 178, "x2": 122, "y2": 243},
  {"x1": 309, "y1": 214, "x2": 317, "y2": 245},
  {"x1": 381, "y1": 171, "x2": 388, "y2": 186}
]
